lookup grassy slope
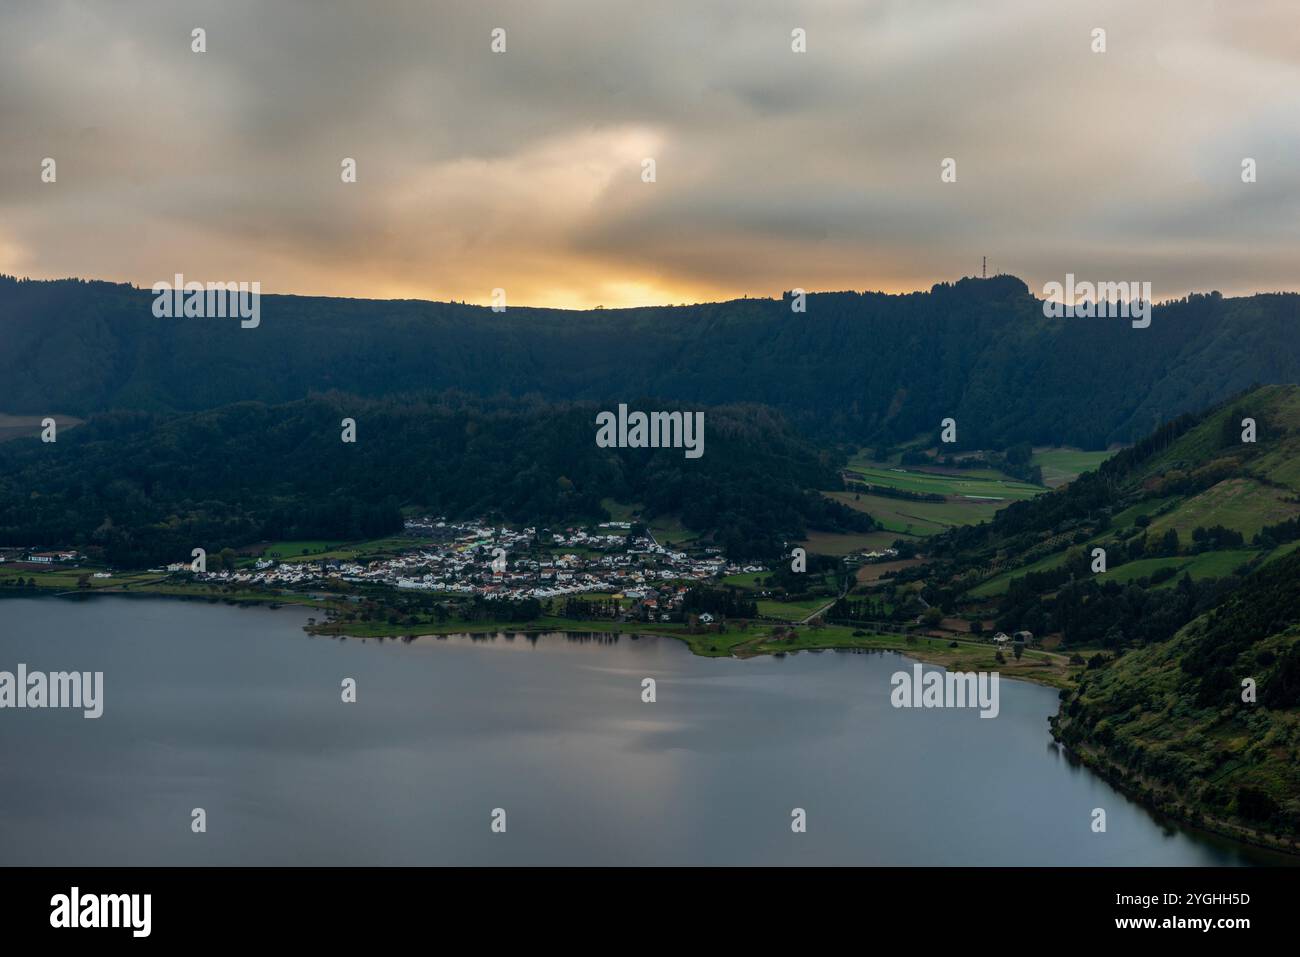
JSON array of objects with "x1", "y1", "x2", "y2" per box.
[
  {"x1": 1145, "y1": 478, "x2": 1300, "y2": 541},
  {"x1": 969, "y1": 546, "x2": 1258, "y2": 599},
  {"x1": 963, "y1": 386, "x2": 1300, "y2": 600}
]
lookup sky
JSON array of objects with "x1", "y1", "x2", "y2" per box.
[{"x1": 1, "y1": 0, "x2": 1298, "y2": 309}]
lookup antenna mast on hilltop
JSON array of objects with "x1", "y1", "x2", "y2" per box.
[{"x1": 982, "y1": 256, "x2": 987, "y2": 279}]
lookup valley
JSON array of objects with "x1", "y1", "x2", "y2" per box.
[{"x1": 4, "y1": 278, "x2": 1300, "y2": 859}]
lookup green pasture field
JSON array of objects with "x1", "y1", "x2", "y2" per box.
[
  {"x1": 1145, "y1": 479, "x2": 1300, "y2": 542},
  {"x1": 825, "y1": 490, "x2": 1002, "y2": 536},
  {"x1": 846, "y1": 465, "x2": 1043, "y2": 502},
  {"x1": 1031, "y1": 447, "x2": 1116, "y2": 487}
]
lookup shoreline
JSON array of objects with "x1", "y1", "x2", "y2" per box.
[
  {"x1": 1049, "y1": 730, "x2": 1300, "y2": 863},
  {"x1": 7, "y1": 582, "x2": 1080, "y2": 687},
  {"x1": 14, "y1": 586, "x2": 1296, "y2": 860}
]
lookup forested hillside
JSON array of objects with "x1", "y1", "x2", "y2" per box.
[
  {"x1": 883, "y1": 383, "x2": 1300, "y2": 846},
  {"x1": 0, "y1": 392, "x2": 871, "y2": 565},
  {"x1": 923, "y1": 385, "x2": 1300, "y2": 651},
  {"x1": 4, "y1": 274, "x2": 1299, "y2": 448},
  {"x1": 1053, "y1": 546, "x2": 1300, "y2": 845}
]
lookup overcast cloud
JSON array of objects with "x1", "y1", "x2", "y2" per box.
[{"x1": 1, "y1": 0, "x2": 1298, "y2": 307}]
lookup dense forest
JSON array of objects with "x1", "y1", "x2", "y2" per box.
[
  {"x1": 3, "y1": 274, "x2": 1300, "y2": 448},
  {"x1": 0, "y1": 392, "x2": 872, "y2": 565}
]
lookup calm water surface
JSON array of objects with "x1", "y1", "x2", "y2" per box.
[{"x1": 0, "y1": 596, "x2": 1283, "y2": 865}]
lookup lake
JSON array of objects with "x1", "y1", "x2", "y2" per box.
[{"x1": 0, "y1": 596, "x2": 1282, "y2": 865}]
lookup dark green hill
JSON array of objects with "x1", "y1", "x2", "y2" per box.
[
  {"x1": 0, "y1": 392, "x2": 871, "y2": 566},
  {"x1": 4, "y1": 274, "x2": 1300, "y2": 448}
]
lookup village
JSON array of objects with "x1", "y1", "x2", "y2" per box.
[
  {"x1": 1, "y1": 523, "x2": 1046, "y2": 655},
  {"x1": 150, "y1": 519, "x2": 769, "y2": 616},
  {"x1": 0, "y1": 518, "x2": 780, "y2": 625}
]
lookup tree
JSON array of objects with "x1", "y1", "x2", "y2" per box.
[
  {"x1": 1128, "y1": 533, "x2": 1148, "y2": 560},
  {"x1": 1236, "y1": 786, "x2": 1278, "y2": 822},
  {"x1": 1220, "y1": 406, "x2": 1248, "y2": 449}
]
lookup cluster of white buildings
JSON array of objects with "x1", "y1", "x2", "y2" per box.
[
  {"x1": 0, "y1": 549, "x2": 80, "y2": 564},
  {"x1": 861, "y1": 547, "x2": 900, "y2": 561},
  {"x1": 183, "y1": 519, "x2": 767, "y2": 603}
]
